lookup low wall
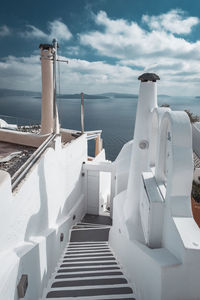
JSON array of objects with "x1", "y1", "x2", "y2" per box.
[
  {"x1": 0, "y1": 134, "x2": 88, "y2": 300},
  {"x1": 109, "y1": 226, "x2": 183, "y2": 300},
  {"x1": 60, "y1": 128, "x2": 79, "y2": 144},
  {"x1": 0, "y1": 129, "x2": 49, "y2": 147}
]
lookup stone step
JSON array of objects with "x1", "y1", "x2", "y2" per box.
[
  {"x1": 44, "y1": 215, "x2": 135, "y2": 300},
  {"x1": 70, "y1": 227, "x2": 110, "y2": 242},
  {"x1": 55, "y1": 271, "x2": 124, "y2": 279},
  {"x1": 51, "y1": 277, "x2": 128, "y2": 288},
  {"x1": 46, "y1": 286, "x2": 134, "y2": 298}
]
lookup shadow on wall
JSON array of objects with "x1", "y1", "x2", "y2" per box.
[
  {"x1": 25, "y1": 158, "x2": 49, "y2": 239},
  {"x1": 56, "y1": 174, "x2": 83, "y2": 223},
  {"x1": 12, "y1": 152, "x2": 85, "y2": 299},
  {"x1": 13, "y1": 158, "x2": 49, "y2": 299}
]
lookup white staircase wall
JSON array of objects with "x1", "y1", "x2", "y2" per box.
[{"x1": 0, "y1": 134, "x2": 87, "y2": 300}]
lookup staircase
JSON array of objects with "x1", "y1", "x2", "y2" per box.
[{"x1": 44, "y1": 214, "x2": 136, "y2": 299}]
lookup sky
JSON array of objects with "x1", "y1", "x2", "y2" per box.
[{"x1": 1, "y1": 0, "x2": 200, "y2": 96}]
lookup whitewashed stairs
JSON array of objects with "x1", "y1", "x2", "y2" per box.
[{"x1": 44, "y1": 217, "x2": 136, "y2": 299}]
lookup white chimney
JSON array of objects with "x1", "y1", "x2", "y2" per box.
[
  {"x1": 124, "y1": 73, "x2": 160, "y2": 240},
  {"x1": 40, "y1": 42, "x2": 59, "y2": 135}
]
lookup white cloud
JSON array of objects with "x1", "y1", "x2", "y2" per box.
[
  {"x1": 60, "y1": 57, "x2": 139, "y2": 93},
  {"x1": 0, "y1": 55, "x2": 41, "y2": 91},
  {"x1": 66, "y1": 46, "x2": 81, "y2": 56},
  {"x1": 142, "y1": 9, "x2": 199, "y2": 34},
  {"x1": 21, "y1": 25, "x2": 48, "y2": 39},
  {"x1": 78, "y1": 10, "x2": 200, "y2": 95},
  {"x1": 2, "y1": 10, "x2": 200, "y2": 96},
  {"x1": 80, "y1": 10, "x2": 200, "y2": 60},
  {"x1": 48, "y1": 20, "x2": 72, "y2": 41},
  {"x1": 1, "y1": 52, "x2": 200, "y2": 96},
  {"x1": 21, "y1": 20, "x2": 72, "y2": 42},
  {"x1": 0, "y1": 54, "x2": 139, "y2": 94},
  {"x1": 0, "y1": 25, "x2": 11, "y2": 37}
]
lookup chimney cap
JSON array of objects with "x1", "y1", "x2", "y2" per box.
[
  {"x1": 39, "y1": 44, "x2": 54, "y2": 50},
  {"x1": 138, "y1": 73, "x2": 160, "y2": 82}
]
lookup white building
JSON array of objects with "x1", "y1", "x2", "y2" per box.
[{"x1": 0, "y1": 41, "x2": 200, "y2": 300}]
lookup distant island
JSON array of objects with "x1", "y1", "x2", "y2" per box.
[
  {"x1": 195, "y1": 96, "x2": 200, "y2": 99},
  {"x1": 0, "y1": 88, "x2": 170, "y2": 99},
  {"x1": 158, "y1": 94, "x2": 171, "y2": 97},
  {"x1": 0, "y1": 88, "x2": 40, "y2": 97},
  {"x1": 0, "y1": 88, "x2": 138, "y2": 99}
]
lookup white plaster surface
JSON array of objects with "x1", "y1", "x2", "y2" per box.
[
  {"x1": 124, "y1": 81, "x2": 158, "y2": 241},
  {"x1": 0, "y1": 134, "x2": 87, "y2": 300},
  {"x1": 83, "y1": 159, "x2": 112, "y2": 215},
  {"x1": 110, "y1": 78, "x2": 200, "y2": 299}
]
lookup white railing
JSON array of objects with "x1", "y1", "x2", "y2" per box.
[
  {"x1": 85, "y1": 130, "x2": 103, "y2": 158},
  {"x1": 11, "y1": 133, "x2": 56, "y2": 190}
]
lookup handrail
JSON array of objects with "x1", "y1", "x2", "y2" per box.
[
  {"x1": 11, "y1": 133, "x2": 56, "y2": 191},
  {"x1": 87, "y1": 134, "x2": 100, "y2": 141},
  {"x1": 85, "y1": 130, "x2": 102, "y2": 135},
  {"x1": 86, "y1": 130, "x2": 102, "y2": 141},
  {"x1": 85, "y1": 130, "x2": 103, "y2": 158}
]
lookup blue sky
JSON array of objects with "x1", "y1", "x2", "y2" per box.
[{"x1": 1, "y1": 0, "x2": 200, "y2": 95}]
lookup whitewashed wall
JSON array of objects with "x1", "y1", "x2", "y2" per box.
[
  {"x1": 110, "y1": 78, "x2": 200, "y2": 300},
  {"x1": 0, "y1": 134, "x2": 87, "y2": 300}
]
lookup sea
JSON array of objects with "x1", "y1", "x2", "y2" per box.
[{"x1": 0, "y1": 94, "x2": 200, "y2": 161}]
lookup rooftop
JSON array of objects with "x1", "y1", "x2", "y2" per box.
[{"x1": 0, "y1": 141, "x2": 36, "y2": 176}]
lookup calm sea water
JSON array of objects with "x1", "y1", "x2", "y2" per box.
[{"x1": 0, "y1": 95, "x2": 199, "y2": 161}]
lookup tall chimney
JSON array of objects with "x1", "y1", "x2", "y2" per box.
[
  {"x1": 39, "y1": 43, "x2": 54, "y2": 134},
  {"x1": 124, "y1": 73, "x2": 160, "y2": 240}
]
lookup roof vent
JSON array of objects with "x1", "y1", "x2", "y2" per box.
[
  {"x1": 39, "y1": 43, "x2": 54, "y2": 50},
  {"x1": 138, "y1": 73, "x2": 160, "y2": 82}
]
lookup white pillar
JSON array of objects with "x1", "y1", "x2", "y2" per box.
[
  {"x1": 40, "y1": 44, "x2": 54, "y2": 134},
  {"x1": 124, "y1": 73, "x2": 160, "y2": 239}
]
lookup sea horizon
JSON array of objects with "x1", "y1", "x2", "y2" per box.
[{"x1": 0, "y1": 93, "x2": 199, "y2": 161}]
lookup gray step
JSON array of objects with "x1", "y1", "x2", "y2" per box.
[
  {"x1": 55, "y1": 271, "x2": 123, "y2": 279},
  {"x1": 60, "y1": 261, "x2": 118, "y2": 268},
  {"x1": 46, "y1": 287, "x2": 133, "y2": 298},
  {"x1": 51, "y1": 278, "x2": 128, "y2": 288},
  {"x1": 68, "y1": 241, "x2": 108, "y2": 245},
  {"x1": 73, "y1": 224, "x2": 105, "y2": 229},
  {"x1": 81, "y1": 214, "x2": 112, "y2": 226},
  {"x1": 44, "y1": 216, "x2": 135, "y2": 300},
  {"x1": 57, "y1": 266, "x2": 120, "y2": 273},
  {"x1": 65, "y1": 252, "x2": 113, "y2": 256},
  {"x1": 67, "y1": 244, "x2": 109, "y2": 248},
  {"x1": 63, "y1": 257, "x2": 116, "y2": 262},
  {"x1": 76, "y1": 222, "x2": 107, "y2": 227},
  {"x1": 70, "y1": 228, "x2": 110, "y2": 242},
  {"x1": 66, "y1": 251, "x2": 111, "y2": 255},
  {"x1": 66, "y1": 246, "x2": 110, "y2": 251}
]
